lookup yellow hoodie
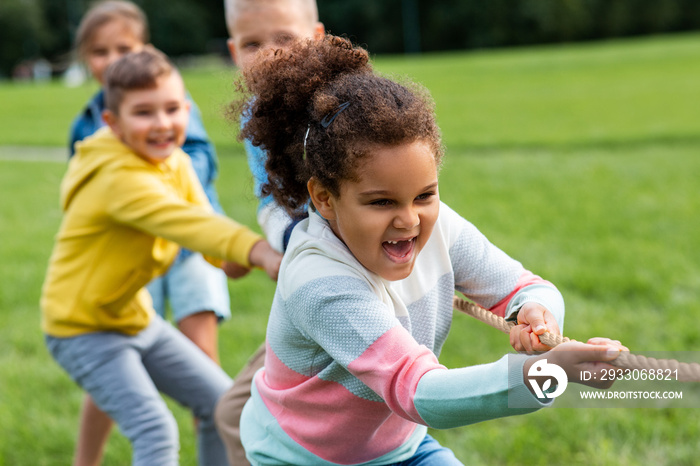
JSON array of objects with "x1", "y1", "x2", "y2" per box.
[{"x1": 41, "y1": 128, "x2": 262, "y2": 337}]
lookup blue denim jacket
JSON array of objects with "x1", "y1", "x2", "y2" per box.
[{"x1": 69, "y1": 89, "x2": 223, "y2": 261}]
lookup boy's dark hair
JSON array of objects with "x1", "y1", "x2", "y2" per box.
[
  {"x1": 232, "y1": 35, "x2": 443, "y2": 217},
  {"x1": 76, "y1": 0, "x2": 149, "y2": 59},
  {"x1": 104, "y1": 46, "x2": 175, "y2": 113}
]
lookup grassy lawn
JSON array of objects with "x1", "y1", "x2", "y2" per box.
[{"x1": 1, "y1": 32, "x2": 699, "y2": 465}]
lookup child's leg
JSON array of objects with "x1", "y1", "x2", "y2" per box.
[
  {"x1": 46, "y1": 326, "x2": 181, "y2": 466},
  {"x1": 394, "y1": 434, "x2": 463, "y2": 466},
  {"x1": 178, "y1": 311, "x2": 220, "y2": 363},
  {"x1": 74, "y1": 395, "x2": 113, "y2": 466},
  {"x1": 165, "y1": 252, "x2": 231, "y2": 364},
  {"x1": 143, "y1": 316, "x2": 233, "y2": 466},
  {"x1": 71, "y1": 254, "x2": 224, "y2": 465},
  {"x1": 215, "y1": 343, "x2": 266, "y2": 465}
]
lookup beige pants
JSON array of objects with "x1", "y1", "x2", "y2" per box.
[{"x1": 215, "y1": 343, "x2": 266, "y2": 465}]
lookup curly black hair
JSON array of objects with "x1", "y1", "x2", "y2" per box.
[{"x1": 231, "y1": 35, "x2": 443, "y2": 217}]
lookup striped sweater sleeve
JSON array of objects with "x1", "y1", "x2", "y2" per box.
[{"x1": 445, "y1": 204, "x2": 565, "y2": 330}]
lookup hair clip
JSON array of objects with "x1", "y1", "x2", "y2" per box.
[
  {"x1": 302, "y1": 123, "x2": 311, "y2": 161},
  {"x1": 320, "y1": 102, "x2": 351, "y2": 128},
  {"x1": 304, "y1": 101, "x2": 351, "y2": 161}
]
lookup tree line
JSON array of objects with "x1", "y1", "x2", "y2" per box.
[{"x1": 2, "y1": 0, "x2": 699, "y2": 78}]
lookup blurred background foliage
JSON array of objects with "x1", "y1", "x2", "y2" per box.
[{"x1": 3, "y1": 0, "x2": 700, "y2": 78}]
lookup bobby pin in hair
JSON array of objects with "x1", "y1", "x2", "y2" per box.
[
  {"x1": 303, "y1": 102, "x2": 352, "y2": 161},
  {"x1": 320, "y1": 102, "x2": 351, "y2": 128}
]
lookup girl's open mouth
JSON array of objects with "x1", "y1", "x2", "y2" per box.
[{"x1": 382, "y1": 237, "x2": 415, "y2": 263}]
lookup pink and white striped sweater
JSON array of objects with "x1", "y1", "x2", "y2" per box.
[{"x1": 241, "y1": 202, "x2": 564, "y2": 465}]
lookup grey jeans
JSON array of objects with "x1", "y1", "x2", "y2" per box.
[{"x1": 46, "y1": 315, "x2": 232, "y2": 466}]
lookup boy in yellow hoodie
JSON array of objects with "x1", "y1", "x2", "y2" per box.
[{"x1": 40, "y1": 46, "x2": 281, "y2": 465}]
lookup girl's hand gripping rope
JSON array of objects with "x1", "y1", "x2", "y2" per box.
[
  {"x1": 509, "y1": 302, "x2": 562, "y2": 353},
  {"x1": 525, "y1": 338, "x2": 630, "y2": 390}
]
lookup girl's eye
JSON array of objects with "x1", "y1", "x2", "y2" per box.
[
  {"x1": 370, "y1": 199, "x2": 392, "y2": 206},
  {"x1": 416, "y1": 192, "x2": 435, "y2": 201}
]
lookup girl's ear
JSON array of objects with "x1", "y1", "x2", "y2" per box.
[{"x1": 307, "y1": 177, "x2": 336, "y2": 220}]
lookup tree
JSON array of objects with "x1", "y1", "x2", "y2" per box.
[
  {"x1": 0, "y1": 0, "x2": 47, "y2": 78},
  {"x1": 2, "y1": 0, "x2": 700, "y2": 80}
]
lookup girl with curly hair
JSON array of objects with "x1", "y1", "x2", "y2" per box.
[{"x1": 231, "y1": 35, "x2": 625, "y2": 465}]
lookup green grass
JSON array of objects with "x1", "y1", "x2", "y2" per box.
[
  {"x1": 375, "y1": 33, "x2": 700, "y2": 150},
  {"x1": 2, "y1": 33, "x2": 700, "y2": 465},
  {"x1": 2, "y1": 32, "x2": 700, "y2": 151}
]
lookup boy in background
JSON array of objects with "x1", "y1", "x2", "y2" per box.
[
  {"x1": 214, "y1": 0, "x2": 324, "y2": 463},
  {"x1": 71, "y1": 1, "x2": 230, "y2": 362},
  {"x1": 68, "y1": 2, "x2": 238, "y2": 463},
  {"x1": 226, "y1": 0, "x2": 324, "y2": 253},
  {"x1": 42, "y1": 47, "x2": 281, "y2": 465}
]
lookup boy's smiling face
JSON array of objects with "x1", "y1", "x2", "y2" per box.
[
  {"x1": 310, "y1": 140, "x2": 440, "y2": 281},
  {"x1": 104, "y1": 72, "x2": 190, "y2": 164},
  {"x1": 227, "y1": 2, "x2": 324, "y2": 72}
]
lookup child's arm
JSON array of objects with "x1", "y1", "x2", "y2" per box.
[
  {"x1": 103, "y1": 164, "x2": 266, "y2": 270},
  {"x1": 244, "y1": 138, "x2": 296, "y2": 253},
  {"x1": 247, "y1": 240, "x2": 282, "y2": 280},
  {"x1": 181, "y1": 150, "x2": 283, "y2": 279},
  {"x1": 413, "y1": 338, "x2": 627, "y2": 429},
  {"x1": 279, "y1": 274, "x2": 552, "y2": 431},
  {"x1": 220, "y1": 241, "x2": 282, "y2": 281},
  {"x1": 221, "y1": 261, "x2": 251, "y2": 279},
  {"x1": 525, "y1": 338, "x2": 629, "y2": 390},
  {"x1": 443, "y1": 203, "x2": 565, "y2": 352},
  {"x1": 221, "y1": 241, "x2": 282, "y2": 281}
]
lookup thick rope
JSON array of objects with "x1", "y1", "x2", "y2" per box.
[{"x1": 452, "y1": 296, "x2": 700, "y2": 382}]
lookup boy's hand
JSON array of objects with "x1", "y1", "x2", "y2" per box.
[
  {"x1": 540, "y1": 338, "x2": 629, "y2": 389},
  {"x1": 509, "y1": 302, "x2": 561, "y2": 353},
  {"x1": 222, "y1": 261, "x2": 251, "y2": 279},
  {"x1": 248, "y1": 240, "x2": 283, "y2": 281}
]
